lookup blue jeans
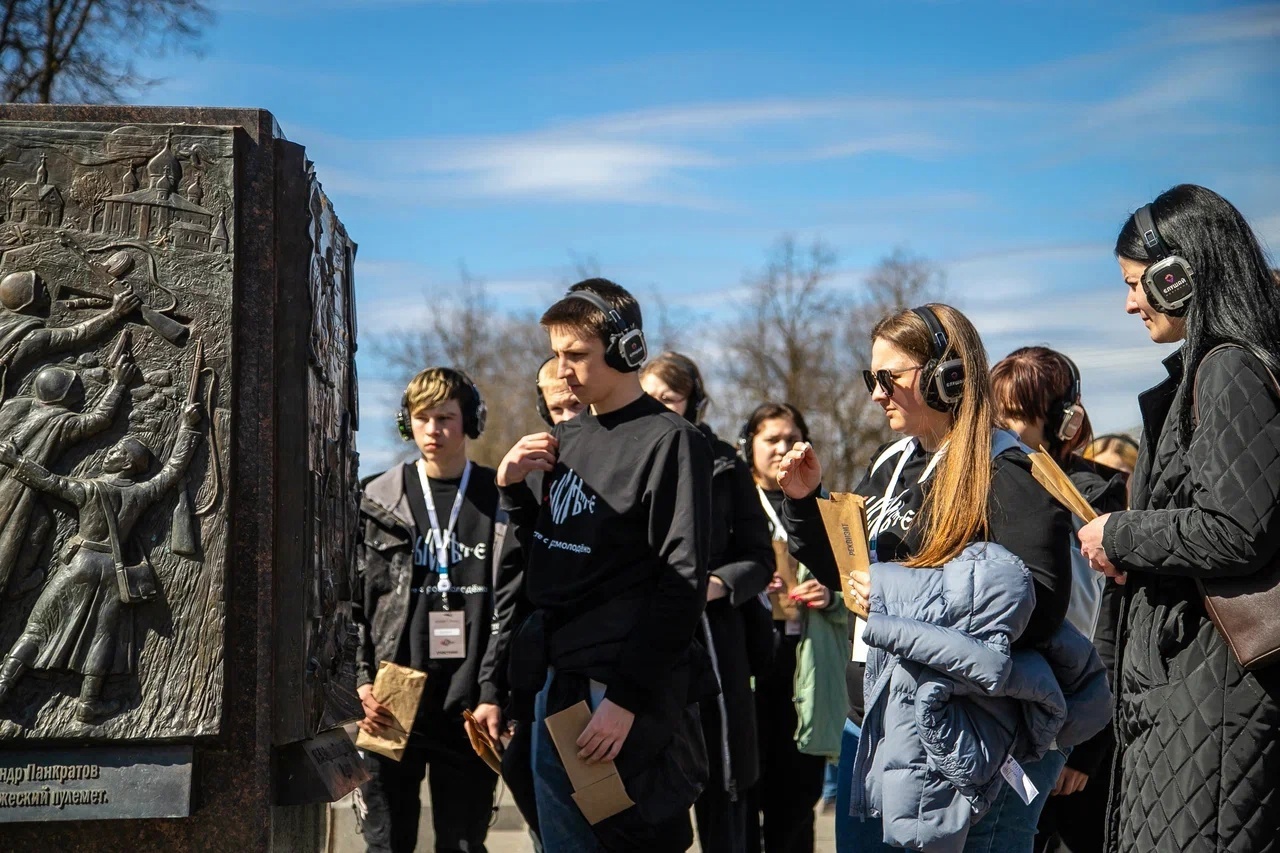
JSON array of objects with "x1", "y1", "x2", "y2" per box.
[
  {"x1": 835, "y1": 724, "x2": 1069, "y2": 853},
  {"x1": 834, "y1": 718, "x2": 861, "y2": 853},
  {"x1": 531, "y1": 669, "x2": 608, "y2": 853}
]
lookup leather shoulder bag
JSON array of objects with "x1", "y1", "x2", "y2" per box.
[{"x1": 1193, "y1": 343, "x2": 1280, "y2": 670}]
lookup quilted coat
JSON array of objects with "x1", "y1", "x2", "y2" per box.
[
  {"x1": 1101, "y1": 346, "x2": 1280, "y2": 853},
  {"x1": 850, "y1": 544, "x2": 1112, "y2": 853}
]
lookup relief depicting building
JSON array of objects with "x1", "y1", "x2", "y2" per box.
[
  {"x1": 97, "y1": 133, "x2": 228, "y2": 253},
  {"x1": 7, "y1": 155, "x2": 64, "y2": 227}
]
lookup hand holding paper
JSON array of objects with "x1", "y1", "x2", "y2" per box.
[{"x1": 777, "y1": 442, "x2": 822, "y2": 499}]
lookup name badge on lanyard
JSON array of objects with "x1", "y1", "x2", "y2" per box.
[{"x1": 418, "y1": 460, "x2": 472, "y2": 604}]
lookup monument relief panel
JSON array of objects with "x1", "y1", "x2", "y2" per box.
[{"x1": 0, "y1": 122, "x2": 233, "y2": 742}]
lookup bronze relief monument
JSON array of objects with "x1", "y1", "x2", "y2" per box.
[{"x1": 0, "y1": 106, "x2": 363, "y2": 852}]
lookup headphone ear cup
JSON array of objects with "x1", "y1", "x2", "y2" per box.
[
  {"x1": 396, "y1": 408, "x2": 413, "y2": 441},
  {"x1": 535, "y1": 383, "x2": 553, "y2": 426},
  {"x1": 469, "y1": 390, "x2": 487, "y2": 440},
  {"x1": 919, "y1": 359, "x2": 942, "y2": 410}
]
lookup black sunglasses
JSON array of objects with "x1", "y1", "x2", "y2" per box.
[{"x1": 862, "y1": 366, "x2": 923, "y2": 398}]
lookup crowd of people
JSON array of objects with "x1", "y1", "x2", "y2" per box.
[{"x1": 349, "y1": 182, "x2": 1280, "y2": 853}]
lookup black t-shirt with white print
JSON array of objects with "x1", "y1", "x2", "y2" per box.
[{"x1": 400, "y1": 462, "x2": 500, "y2": 716}]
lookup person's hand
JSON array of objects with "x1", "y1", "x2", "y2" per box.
[
  {"x1": 497, "y1": 432, "x2": 558, "y2": 487},
  {"x1": 0, "y1": 441, "x2": 20, "y2": 468},
  {"x1": 766, "y1": 573, "x2": 787, "y2": 595},
  {"x1": 576, "y1": 699, "x2": 634, "y2": 764},
  {"x1": 471, "y1": 702, "x2": 503, "y2": 747},
  {"x1": 356, "y1": 683, "x2": 397, "y2": 737},
  {"x1": 181, "y1": 402, "x2": 202, "y2": 428},
  {"x1": 109, "y1": 359, "x2": 138, "y2": 386},
  {"x1": 850, "y1": 568, "x2": 871, "y2": 610},
  {"x1": 776, "y1": 442, "x2": 822, "y2": 499},
  {"x1": 1051, "y1": 766, "x2": 1089, "y2": 796},
  {"x1": 707, "y1": 576, "x2": 729, "y2": 602},
  {"x1": 790, "y1": 578, "x2": 830, "y2": 609},
  {"x1": 111, "y1": 285, "x2": 141, "y2": 317},
  {"x1": 1079, "y1": 513, "x2": 1126, "y2": 585}
]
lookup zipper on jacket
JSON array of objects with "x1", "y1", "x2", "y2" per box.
[{"x1": 701, "y1": 613, "x2": 736, "y2": 799}]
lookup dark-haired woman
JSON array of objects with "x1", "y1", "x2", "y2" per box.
[
  {"x1": 990, "y1": 346, "x2": 1129, "y2": 853},
  {"x1": 778, "y1": 304, "x2": 1098, "y2": 852},
  {"x1": 737, "y1": 401, "x2": 847, "y2": 853},
  {"x1": 1077, "y1": 185, "x2": 1280, "y2": 853},
  {"x1": 640, "y1": 353, "x2": 775, "y2": 853}
]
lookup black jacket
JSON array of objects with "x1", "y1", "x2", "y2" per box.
[
  {"x1": 1060, "y1": 456, "x2": 1128, "y2": 777},
  {"x1": 352, "y1": 463, "x2": 505, "y2": 716},
  {"x1": 698, "y1": 425, "x2": 774, "y2": 796},
  {"x1": 1102, "y1": 347, "x2": 1280, "y2": 853}
]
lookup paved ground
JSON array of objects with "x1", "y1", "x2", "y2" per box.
[{"x1": 330, "y1": 789, "x2": 839, "y2": 852}]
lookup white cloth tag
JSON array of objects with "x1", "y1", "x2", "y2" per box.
[
  {"x1": 851, "y1": 616, "x2": 870, "y2": 662},
  {"x1": 1000, "y1": 755, "x2": 1039, "y2": 805}
]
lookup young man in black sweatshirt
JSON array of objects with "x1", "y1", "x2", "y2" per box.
[
  {"x1": 495, "y1": 279, "x2": 713, "y2": 852},
  {"x1": 352, "y1": 367, "x2": 503, "y2": 853}
]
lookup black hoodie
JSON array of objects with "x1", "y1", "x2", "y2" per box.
[{"x1": 498, "y1": 392, "x2": 712, "y2": 713}]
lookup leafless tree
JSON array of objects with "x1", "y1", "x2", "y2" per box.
[
  {"x1": 372, "y1": 267, "x2": 550, "y2": 469},
  {"x1": 717, "y1": 238, "x2": 946, "y2": 489},
  {"x1": 1, "y1": 0, "x2": 212, "y2": 104}
]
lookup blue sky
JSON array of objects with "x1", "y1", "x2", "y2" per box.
[{"x1": 135, "y1": 0, "x2": 1280, "y2": 471}]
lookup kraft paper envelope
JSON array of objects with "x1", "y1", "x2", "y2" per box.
[
  {"x1": 462, "y1": 708, "x2": 504, "y2": 776},
  {"x1": 354, "y1": 661, "x2": 427, "y2": 761},
  {"x1": 544, "y1": 701, "x2": 634, "y2": 825},
  {"x1": 1030, "y1": 448, "x2": 1098, "y2": 523},
  {"x1": 770, "y1": 540, "x2": 802, "y2": 621},
  {"x1": 815, "y1": 492, "x2": 872, "y2": 619}
]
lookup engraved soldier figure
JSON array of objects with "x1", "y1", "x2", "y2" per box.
[
  {"x1": 0, "y1": 269, "x2": 140, "y2": 399},
  {"x1": 0, "y1": 356, "x2": 137, "y2": 597},
  {"x1": 0, "y1": 402, "x2": 203, "y2": 722}
]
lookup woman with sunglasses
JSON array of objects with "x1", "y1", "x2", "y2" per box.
[{"x1": 777, "y1": 304, "x2": 1081, "y2": 852}]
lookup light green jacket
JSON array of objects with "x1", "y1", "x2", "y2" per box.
[{"x1": 793, "y1": 563, "x2": 851, "y2": 759}]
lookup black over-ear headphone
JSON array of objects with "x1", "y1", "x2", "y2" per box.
[
  {"x1": 1048, "y1": 353, "x2": 1084, "y2": 444},
  {"x1": 397, "y1": 368, "x2": 488, "y2": 441},
  {"x1": 1135, "y1": 204, "x2": 1194, "y2": 317},
  {"x1": 565, "y1": 289, "x2": 647, "y2": 372},
  {"x1": 535, "y1": 356, "x2": 555, "y2": 426},
  {"x1": 912, "y1": 306, "x2": 965, "y2": 413}
]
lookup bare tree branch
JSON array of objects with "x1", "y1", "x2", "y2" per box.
[{"x1": 2, "y1": 0, "x2": 212, "y2": 104}]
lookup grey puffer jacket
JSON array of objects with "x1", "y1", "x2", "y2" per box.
[{"x1": 850, "y1": 543, "x2": 1112, "y2": 853}]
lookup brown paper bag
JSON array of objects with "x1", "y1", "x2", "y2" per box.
[
  {"x1": 815, "y1": 492, "x2": 872, "y2": 618},
  {"x1": 544, "y1": 701, "x2": 635, "y2": 824},
  {"x1": 462, "y1": 708, "x2": 504, "y2": 776},
  {"x1": 1030, "y1": 448, "x2": 1098, "y2": 523},
  {"x1": 769, "y1": 540, "x2": 801, "y2": 621},
  {"x1": 354, "y1": 661, "x2": 427, "y2": 761}
]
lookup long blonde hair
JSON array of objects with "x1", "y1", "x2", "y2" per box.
[{"x1": 871, "y1": 304, "x2": 994, "y2": 568}]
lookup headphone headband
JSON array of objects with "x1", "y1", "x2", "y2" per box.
[
  {"x1": 912, "y1": 306, "x2": 950, "y2": 360},
  {"x1": 566, "y1": 289, "x2": 629, "y2": 337},
  {"x1": 1135, "y1": 204, "x2": 1169, "y2": 261}
]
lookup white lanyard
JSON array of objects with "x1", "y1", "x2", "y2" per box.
[
  {"x1": 756, "y1": 485, "x2": 787, "y2": 542},
  {"x1": 417, "y1": 459, "x2": 472, "y2": 593}
]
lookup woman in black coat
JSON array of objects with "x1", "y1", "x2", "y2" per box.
[
  {"x1": 641, "y1": 352, "x2": 775, "y2": 853},
  {"x1": 1078, "y1": 185, "x2": 1280, "y2": 853}
]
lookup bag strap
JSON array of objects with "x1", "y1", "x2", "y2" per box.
[
  {"x1": 94, "y1": 481, "x2": 126, "y2": 568},
  {"x1": 1192, "y1": 344, "x2": 1280, "y2": 428}
]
